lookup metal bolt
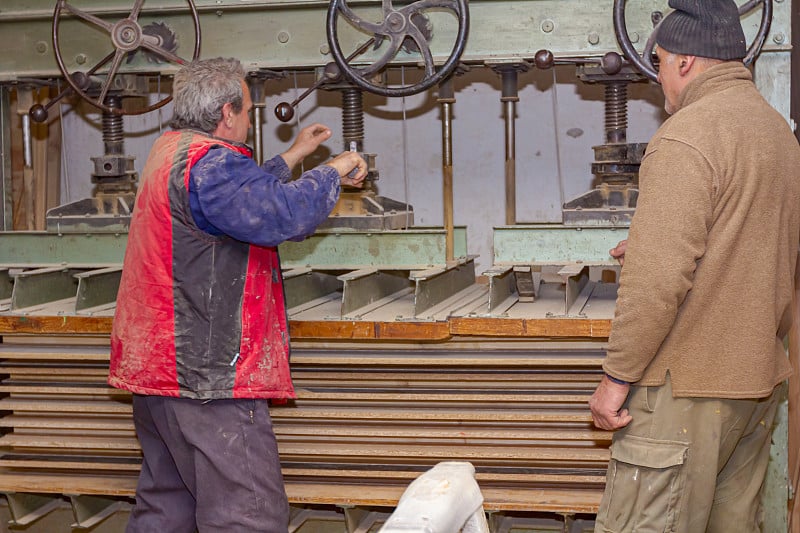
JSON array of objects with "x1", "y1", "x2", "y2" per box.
[
  {"x1": 277, "y1": 31, "x2": 290, "y2": 44},
  {"x1": 773, "y1": 32, "x2": 785, "y2": 44},
  {"x1": 215, "y1": 9, "x2": 223, "y2": 16},
  {"x1": 320, "y1": 44, "x2": 330, "y2": 55},
  {"x1": 588, "y1": 32, "x2": 600, "y2": 45},
  {"x1": 651, "y1": 11, "x2": 663, "y2": 25},
  {"x1": 35, "y1": 41, "x2": 48, "y2": 54},
  {"x1": 541, "y1": 19, "x2": 554, "y2": 33},
  {"x1": 630, "y1": 32, "x2": 640, "y2": 44},
  {"x1": 75, "y1": 53, "x2": 87, "y2": 65}
]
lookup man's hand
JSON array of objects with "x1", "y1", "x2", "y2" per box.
[
  {"x1": 326, "y1": 151, "x2": 367, "y2": 188},
  {"x1": 589, "y1": 374, "x2": 633, "y2": 430},
  {"x1": 281, "y1": 123, "x2": 332, "y2": 170},
  {"x1": 610, "y1": 239, "x2": 628, "y2": 266}
]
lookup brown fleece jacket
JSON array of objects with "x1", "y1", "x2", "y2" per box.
[{"x1": 604, "y1": 62, "x2": 800, "y2": 398}]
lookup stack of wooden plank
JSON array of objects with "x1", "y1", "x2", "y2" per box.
[{"x1": 0, "y1": 338, "x2": 610, "y2": 515}]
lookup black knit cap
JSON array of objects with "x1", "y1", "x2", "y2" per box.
[{"x1": 655, "y1": 0, "x2": 746, "y2": 60}]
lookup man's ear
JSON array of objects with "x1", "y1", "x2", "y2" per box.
[
  {"x1": 679, "y1": 55, "x2": 697, "y2": 76},
  {"x1": 221, "y1": 102, "x2": 234, "y2": 127}
]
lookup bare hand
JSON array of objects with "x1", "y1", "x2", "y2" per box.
[
  {"x1": 609, "y1": 239, "x2": 628, "y2": 266},
  {"x1": 281, "y1": 123, "x2": 332, "y2": 170},
  {"x1": 589, "y1": 374, "x2": 632, "y2": 430},
  {"x1": 326, "y1": 152, "x2": 367, "y2": 188}
]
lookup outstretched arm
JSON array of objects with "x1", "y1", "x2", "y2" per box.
[{"x1": 280, "y1": 123, "x2": 333, "y2": 170}]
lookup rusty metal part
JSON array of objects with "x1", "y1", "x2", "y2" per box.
[
  {"x1": 51, "y1": 0, "x2": 201, "y2": 116},
  {"x1": 342, "y1": 88, "x2": 364, "y2": 153},
  {"x1": 91, "y1": 95, "x2": 136, "y2": 195},
  {"x1": 533, "y1": 50, "x2": 624, "y2": 76},
  {"x1": 400, "y1": 13, "x2": 434, "y2": 54},
  {"x1": 125, "y1": 22, "x2": 178, "y2": 64},
  {"x1": 489, "y1": 63, "x2": 529, "y2": 226},
  {"x1": 326, "y1": 0, "x2": 469, "y2": 97},
  {"x1": 604, "y1": 82, "x2": 627, "y2": 145},
  {"x1": 564, "y1": 66, "x2": 647, "y2": 226},
  {"x1": 273, "y1": 42, "x2": 374, "y2": 122}
]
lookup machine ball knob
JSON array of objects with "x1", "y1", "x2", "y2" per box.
[
  {"x1": 274, "y1": 102, "x2": 294, "y2": 122},
  {"x1": 323, "y1": 62, "x2": 342, "y2": 82},
  {"x1": 71, "y1": 71, "x2": 92, "y2": 90},
  {"x1": 601, "y1": 52, "x2": 623, "y2": 75},
  {"x1": 29, "y1": 104, "x2": 49, "y2": 123},
  {"x1": 534, "y1": 49, "x2": 554, "y2": 70}
]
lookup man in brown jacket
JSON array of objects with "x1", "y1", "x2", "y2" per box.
[{"x1": 589, "y1": 1, "x2": 800, "y2": 531}]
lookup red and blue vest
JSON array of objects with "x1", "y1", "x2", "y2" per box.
[{"x1": 109, "y1": 131, "x2": 295, "y2": 400}]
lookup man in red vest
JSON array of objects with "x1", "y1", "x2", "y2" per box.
[{"x1": 109, "y1": 57, "x2": 366, "y2": 532}]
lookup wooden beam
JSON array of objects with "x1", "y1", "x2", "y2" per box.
[
  {"x1": 289, "y1": 320, "x2": 451, "y2": 340},
  {"x1": 0, "y1": 313, "x2": 612, "y2": 340},
  {"x1": 449, "y1": 317, "x2": 611, "y2": 338},
  {"x1": 0, "y1": 316, "x2": 113, "y2": 335}
]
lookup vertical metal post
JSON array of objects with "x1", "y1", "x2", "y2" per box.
[
  {"x1": 249, "y1": 80, "x2": 265, "y2": 165},
  {"x1": 501, "y1": 69, "x2": 519, "y2": 226},
  {"x1": 438, "y1": 79, "x2": 455, "y2": 263},
  {"x1": 21, "y1": 114, "x2": 32, "y2": 168},
  {"x1": 253, "y1": 103, "x2": 263, "y2": 165},
  {"x1": 0, "y1": 87, "x2": 12, "y2": 230}
]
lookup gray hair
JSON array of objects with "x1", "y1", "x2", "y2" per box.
[{"x1": 169, "y1": 57, "x2": 246, "y2": 134}]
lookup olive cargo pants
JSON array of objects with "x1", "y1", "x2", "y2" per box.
[{"x1": 594, "y1": 375, "x2": 782, "y2": 533}]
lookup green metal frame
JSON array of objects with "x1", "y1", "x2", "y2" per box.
[
  {"x1": 493, "y1": 225, "x2": 628, "y2": 265},
  {"x1": 0, "y1": 227, "x2": 468, "y2": 269},
  {"x1": 279, "y1": 227, "x2": 468, "y2": 270},
  {"x1": 0, "y1": 232, "x2": 127, "y2": 266},
  {"x1": 0, "y1": 1, "x2": 789, "y2": 80}
]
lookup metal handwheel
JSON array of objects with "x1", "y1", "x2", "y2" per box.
[
  {"x1": 326, "y1": 0, "x2": 469, "y2": 97},
  {"x1": 612, "y1": 0, "x2": 773, "y2": 82},
  {"x1": 52, "y1": 0, "x2": 201, "y2": 115}
]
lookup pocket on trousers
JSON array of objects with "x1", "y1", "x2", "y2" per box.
[{"x1": 596, "y1": 435, "x2": 688, "y2": 533}]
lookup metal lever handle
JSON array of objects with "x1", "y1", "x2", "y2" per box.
[
  {"x1": 28, "y1": 56, "x2": 112, "y2": 123},
  {"x1": 274, "y1": 38, "x2": 376, "y2": 122}
]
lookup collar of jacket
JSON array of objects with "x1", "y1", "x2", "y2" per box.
[
  {"x1": 175, "y1": 128, "x2": 254, "y2": 158},
  {"x1": 675, "y1": 61, "x2": 753, "y2": 112}
]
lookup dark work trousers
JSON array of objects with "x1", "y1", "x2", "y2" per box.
[{"x1": 127, "y1": 394, "x2": 289, "y2": 533}]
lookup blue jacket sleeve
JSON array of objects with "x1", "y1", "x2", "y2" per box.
[
  {"x1": 189, "y1": 147, "x2": 340, "y2": 247},
  {"x1": 261, "y1": 155, "x2": 292, "y2": 183}
]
